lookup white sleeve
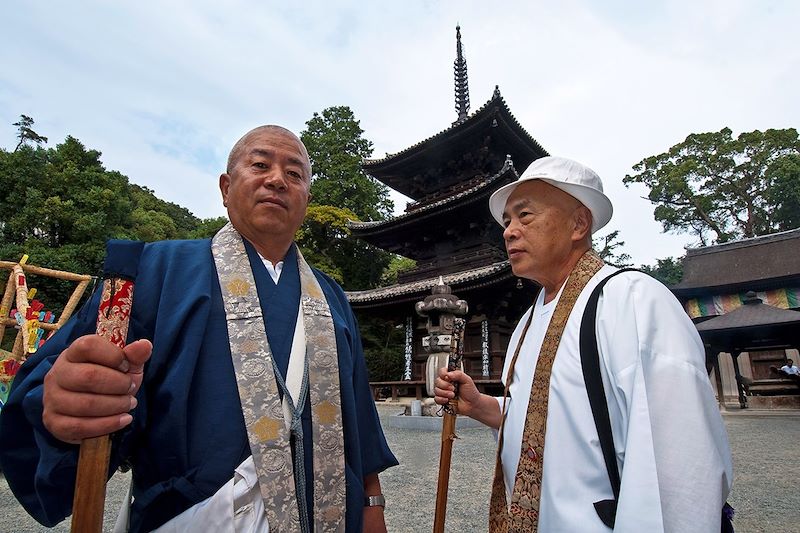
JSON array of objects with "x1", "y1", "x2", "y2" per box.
[{"x1": 599, "y1": 274, "x2": 733, "y2": 533}]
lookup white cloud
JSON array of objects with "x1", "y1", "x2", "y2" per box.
[{"x1": 2, "y1": 0, "x2": 798, "y2": 265}]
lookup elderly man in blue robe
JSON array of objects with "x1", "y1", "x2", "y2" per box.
[{"x1": 0, "y1": 125, "x2": 398, "y2": 532}]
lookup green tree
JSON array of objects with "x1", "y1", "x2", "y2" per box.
[
  {"x1": 640, "y1": 257, "x2": 684, "y2": 287},
  {"x1": 297, "y1": 106, "x2": 395, "y2": 289},
  {"x1": 624, "y1": 128, "x2": 800, "y2": 245},
  {"x1": 0, "y1": 121, "x2": 219, "y2": 314},
  {"x1": 295, "y1": 205, "x2": 390, "y2": 289},
  {"x1": 12, "y1": 114, "x2": 48, "y2": 151},
  {"x1": 593, "y1": 229, "x2": 632, "y2": 268},
  {"x1": 300, "y1": 106, "x2": 393, "y2": 221},
  {"x1": 128, "y1": 184, "x2": 199, "y2": 237},
  {"x1": 768, "y1": 153, "x2": 800, "y2": 231},
  {"x1": 188, "y1": 216, "x2": 229, "y2": 239},
  {"x1": 380, "y1": 255, "x2": 417, "y2": 285},
  {"x1": 356, "y1": 312, "x2": 405, "y2": 382}
]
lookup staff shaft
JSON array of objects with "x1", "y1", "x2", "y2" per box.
[
  {"x1": 71, "y1": 276, "x2": 134, "y2": 533},
  {"x1": 433, "y1": 400, "x2": 458, "y2": 533}
]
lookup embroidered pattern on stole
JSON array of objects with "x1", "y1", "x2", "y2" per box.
[
  {"x1": 212, "y1": 223, "x2": 346, "y2": 532},
  {"x1": 489, "y1": 251, "x2": 604, "y2": 532}
]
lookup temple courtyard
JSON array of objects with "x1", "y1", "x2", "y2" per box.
[{"x1": 0, "y1": 406, "x2": 797, "y2": 532}]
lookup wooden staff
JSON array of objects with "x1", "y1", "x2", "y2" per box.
[
  {"x1": 433, "y1": 318, "x2": 465, "y2": 533},
  {"x1": 71, "y1": 241, "x2": 143, "y2": 533}
]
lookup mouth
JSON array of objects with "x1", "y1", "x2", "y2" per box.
[
  {"x1": 257, "y1": 197, "x2": 288, "y2": 209},
  {"x1": 507, "y1": 247, "x2": 525, "y2": 258}
]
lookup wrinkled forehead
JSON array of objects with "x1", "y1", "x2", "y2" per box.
[
  {"x1": 227, "y1": 126, "x2": 311, "y2": 173},
  {"x1": 503, "y1": 179, "x2": 580, "y2": 217}
]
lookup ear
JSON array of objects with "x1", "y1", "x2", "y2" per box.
[
  {"x1": 571, "y1": 206, "x2": 592, "y2": 242},
  {"x1": 219, "y1": 173, "x2": 231, "y2": 207}
]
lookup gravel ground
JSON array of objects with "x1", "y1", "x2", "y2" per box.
[{"x1": 1, "y1": 408, "x2": 797, "y2": 532}]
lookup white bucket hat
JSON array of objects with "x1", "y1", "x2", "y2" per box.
[{"x1": 488, "y1": 156, "x2": 613, "y2": 234}]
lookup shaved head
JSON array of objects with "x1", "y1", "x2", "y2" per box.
[{"x1": 226, "y1": 125, "x2": 311, "y2": 176}]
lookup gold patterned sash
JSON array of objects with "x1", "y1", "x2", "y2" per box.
[
  {"x1": 489, "y1": 251, "x2": 604, "y2": 532},
  {"x1": 212, "y1": 223, "x2": 345, "y2": 532}
]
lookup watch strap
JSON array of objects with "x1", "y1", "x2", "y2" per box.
[{"x1": 364, "y1": 494, "x2": 386, "y2": 508}]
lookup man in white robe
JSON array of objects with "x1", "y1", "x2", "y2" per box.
[{"x1": 434, "y1": 156, "x2": 732, "y2": 532}]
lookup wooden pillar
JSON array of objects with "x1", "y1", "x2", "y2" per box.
[
  {"x1": 730, "y1": 350, "x2": 747, "y2": 409},
  {"x1": 710, "y1": 348, "x2": 725, "y2": 410}
]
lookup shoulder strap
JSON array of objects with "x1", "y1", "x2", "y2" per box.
[{"x1": 579, "y1": 267, "x2": 638, "y2": 529}]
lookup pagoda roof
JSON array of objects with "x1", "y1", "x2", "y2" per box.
[
  {"x1": 363, "y1": 87, "x2": 548, "y2": 199},
  {"x1": 348, "y1": 156, "x2": 517, "y2": 239},
  {"x1": 673, "y1": 228, "x2": 800, "y2": 297},
  {"x1": 346, "y1": 260, "x2": 513, "y2": 307}
]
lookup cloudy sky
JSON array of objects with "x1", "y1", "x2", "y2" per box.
[{"x1": 2, "y1": 0, "x2": 798, "y2": 265}]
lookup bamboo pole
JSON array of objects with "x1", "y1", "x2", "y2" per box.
[
  {"x1": 0, "y1": 269, "x2": 16, "y2": 343},
  {"x1": 0, "y1": 259, "x2": 94, "y2": 346},
  {"x1": 0, "y1": 261, "x2": 94, "y2": 282}
]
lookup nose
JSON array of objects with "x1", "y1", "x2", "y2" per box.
[
  {"x1": 262, "y1": 167, "x2": 288, "y2": 190},
  {"x1": 503, "y1": 220, "x2": 518, "y2": 242}
]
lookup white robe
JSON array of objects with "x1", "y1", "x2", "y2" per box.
[{"x1": 496, "y1": 266, "x2": 732, "y2": 533}]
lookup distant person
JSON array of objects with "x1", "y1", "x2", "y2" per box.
[
  {"x1": 0, "y1": 125, "x2": 397, "y2": 532},
  {"x1": 435, "y1": 156, "x2": 732, "y2": 532},
  {"x1": 780, "y1": 359, "x2": 800, "y2": 376}
]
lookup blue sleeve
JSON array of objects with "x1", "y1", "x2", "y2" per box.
[
  {"x1": 348, "y1": 310, "x2": 399, "y2": 476},
  {"x1": 0, "y1": 286, "x2": 103, "y2": 526}
]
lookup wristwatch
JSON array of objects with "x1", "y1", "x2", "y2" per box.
[{"x1": 364, "y1": 494, "x2": 386, "y2": 508}]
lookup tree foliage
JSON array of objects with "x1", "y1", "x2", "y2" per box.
[
  {"x1": 297, "y1": 106, "x2": 394, "y2": 289},
  {"x1": 12, "y1": 114, "x2": 48, "y2": 151},
  {"x1": 768, "y1": 153, "x2": 800, "y2": 231},
  {"x1": 300, "y1": 106, "x2": 393, "y2": 221},
  {"x1": 624, "y1": 127, "x2": 800, "y2": 245},
  {"x1": 380, "y1": 255, "x2": 417, "y2": 285},
  {"x1": 593, "y1": 229, "x2": 632, "y2": 268},
  {"x1": 355, "y1": 312, "x2": 406, "y2": 382},
  {"x1": 640, "y1": 257, "x2": 684, "y2": 287},
  {"x1": 0, "y1": 124, "x2": 213, "y2": 313},
  {"x1": 295, "y1": 205, "x2": 390, "y2": 290}
]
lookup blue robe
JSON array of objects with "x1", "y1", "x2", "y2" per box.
[{"x1": 0, "y1": 238, "x2": 397, "y2": 532}]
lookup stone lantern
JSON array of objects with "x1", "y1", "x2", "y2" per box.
[{"x1": 415, "y1": 277, "x2": 468, "y2": 397}]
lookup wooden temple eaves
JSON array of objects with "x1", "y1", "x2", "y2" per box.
[
  {"x1": 346, "y1": 260, "x2": 513, "y2": 309},
  {"x1": 673, "y1": 228, "x2": 800, "y2": 298},
  {"x1": 362, "y1": 88, "x2": 548, "y2": 200},
  {"x1": 348, "y1": 156, "x2": 518, "y2": 239}
]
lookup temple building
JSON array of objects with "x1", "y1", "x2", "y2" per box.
[
  {"x1": 672, "y1": 228, "x2": 800, "y2": 408},
  {"x1": 345, "y1": 26, "x2": 548, "y2": 391}
]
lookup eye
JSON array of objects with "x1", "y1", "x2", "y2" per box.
[
  {"x1": 253, "y1": 161, "x2": 268, "y2": 169},
  {"x1": 287, "y1": 170, "x2": 302, "y2": 179}
]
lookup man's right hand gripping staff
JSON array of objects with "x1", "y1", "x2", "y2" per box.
[{"x1": 42, "y1": 336, "x2": 152, "y2": 444}]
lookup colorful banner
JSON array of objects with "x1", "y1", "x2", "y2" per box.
[{"x1": 684, "y1": 287, "x2": 800, "y2": 319}]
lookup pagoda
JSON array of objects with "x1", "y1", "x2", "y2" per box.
[{"x1": 346, "y1": 26, "x2": 549, "y2": 391}]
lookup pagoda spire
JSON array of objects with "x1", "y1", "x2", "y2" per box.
[{"x1": 453, "y1": 25, "x2": 470, "y2": 124}]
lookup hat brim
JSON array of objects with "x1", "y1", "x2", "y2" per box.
[{"x1": 489, "y1": 177, "x2": 613, "y2": 234}]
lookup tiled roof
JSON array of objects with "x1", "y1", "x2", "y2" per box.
[
  {"x1": 348, "y1": 157, "x2": 516, "y2": 233},
  {"x1": 363, "y1": 86, "x2": 547, "y2": 168},
  {"x1": 673, "y1": 228, "x2": 800, "y2": 293},
  {"x1": 346, "y1": 260, "x2": 512, "y2": 304}
]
